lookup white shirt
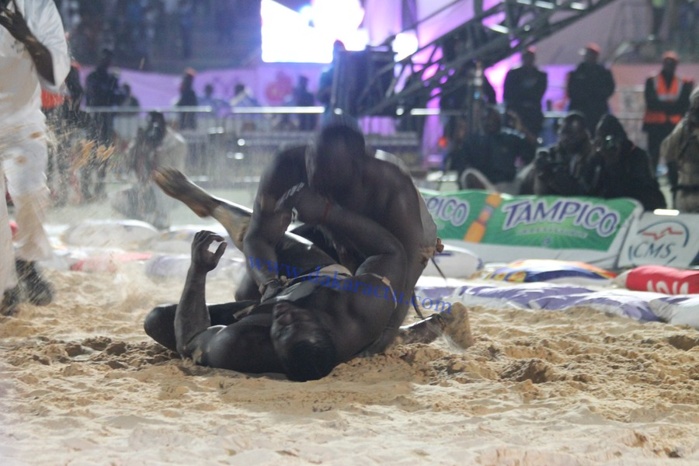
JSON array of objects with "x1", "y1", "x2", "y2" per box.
[{"x1": 0, "y1": 0, "x2": 70, "y2": 138}]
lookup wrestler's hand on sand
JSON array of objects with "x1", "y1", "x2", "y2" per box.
[
  {"x1": 191, "y1": 231, "x2": 227, "y2": 273},
  {"x1": 275, "y1": 182, "x2": 330, "y2": 225},
  {"x1": 0, "y1": 0, "x2": 33, "y2": 43}
]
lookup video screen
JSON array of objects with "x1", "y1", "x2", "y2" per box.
[{"x1": 261, "y1": 0, "x2": 369, "y2": 63}]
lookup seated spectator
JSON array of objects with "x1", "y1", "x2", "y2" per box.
[
  {"x1": 522, "y1": 112, "x2": 597, "y2": 196},
  {"x1": 661, "y1": 87, "x2": 699, "y2": 212},
  {"x1": 111, "y1": 112, "x2": 188, "y2": 229},
  {"x1": 120, "y1": 83, "x2": 140, "y2": 109},
  {"x1": 591, "y1": 114, "x2": 667, "y2": 210},
  {"x1": 444, "y1": 106, "x2": 535, "y2": 194}
]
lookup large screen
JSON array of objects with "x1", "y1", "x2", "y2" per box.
[{"x1": 261, "y1": 0, "x2": 369, "y2": 63}]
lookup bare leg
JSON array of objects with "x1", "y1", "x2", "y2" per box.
[{"x1": 153, "y1": 168, "x2": 252, "y2": 249}]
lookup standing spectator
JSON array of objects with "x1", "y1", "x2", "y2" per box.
[
  {"x1": 660, "y1": 87, "x2": 699, "y2": 212},
  {"x1": 1, "y1": 0, "x2": 71, "y2": 315},
  {"x1": 85, "y1": 48, "x2": 124, "y2": 201},
  {"x1": 503, "y1": 47, "x2": 548, "y2": 140},
  {"x1": 642, "y1": 51, "x2": 693, "y2": 176},
  {"x1": 175, "y1": 67, "x2": 197, "y2": 130},
  {"x1": 439, "y1": 60, "x2": 496, "y2": 149},
  {"x1": 317, "y1": 40, "x2": 345, "y2": 126},
  {"x1": 293, "y1": 75, "x2": 317, "y2": 131},
  {"x1": 567, "y1": 43, "x2": 615, "y2": 135}
]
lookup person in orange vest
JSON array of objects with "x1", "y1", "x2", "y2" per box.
[{"x1": 642, "y1": 51, "x2": 694, "y2": 177}]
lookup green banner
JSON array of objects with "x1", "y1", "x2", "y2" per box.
[{"x1": 420, "y1": 190, "x2": 639, "y2": 251}]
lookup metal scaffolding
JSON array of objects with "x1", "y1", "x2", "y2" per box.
[{"x1": 349, "y1": 0, "x2": 618, "y2": 117}]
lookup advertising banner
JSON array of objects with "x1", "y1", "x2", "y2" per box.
[
  {"x1": 618, "y1": 212, "x2": 699, "y2": 268},
  {"x1": 420, "y1": 190, "x2": 641, "y2": 268}
]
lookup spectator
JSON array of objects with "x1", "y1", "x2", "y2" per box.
[
  {"x1": 1, "y1": 0, "x2": 71, "y2": 315},
  {"x1": 503, "y1": 47, "x2": 548, "y2": 140},
  {"x1": 567, "y1": 43, "x2": 615, "y2": 135},
  {"x1": 198, "y1": 83, "x2": 230, "y2": 117},
  {"x1": 111, "y1": 111, "x2": 188, "y2": 229},
  {"x1": 523, "y1": 112, "x2": 597, "y2": 196},
  {"x1": 175, "y1": 67, "x2": 197, "y2": 130},
  {"x1": 229, "y1": 83, "x2": 260, "y2": 131},
  {"x1": 292, "y1": 75, "x2": 317, "y2": 131},
  {"x1": 439, "y1": 60, "x2": 496, "y2": 149},
  {"x1": 660, "y1": 87, "x2": 699, "y2": 212},
  {"x1": 642, "y1": 51, "x2": 693, "y2": 176},
  {"x1": 445, "y1": 106, "x2": 535, "y2": 194},
  {"x1": 317, "y1": 40, "x2": 345, "y2": 126},
  {"x1": 592, "y1": 114, "x2": 667, "y2": 210},
  {"x1": 120, "y1": 83, "x2": 141, "y2": 108},
  {"x1": 84, "y1": 48, "x2": 124, "y2": 201}
]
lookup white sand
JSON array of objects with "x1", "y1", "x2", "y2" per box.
[{"x1": 2, "y1": 257, "x2": 698, "y2": 466}]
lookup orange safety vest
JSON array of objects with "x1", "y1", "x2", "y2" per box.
[{"x1": 643, "y1": 74, "x2": 684, "y2": 126}]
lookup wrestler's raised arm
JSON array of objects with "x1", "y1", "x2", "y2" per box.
[
  {"x1": 243, "y1": 147, "x2": 306, "y2": 296},
  {"x1": 276, "y1": 183, "x2": 406, "y2": 290},
  {"x1": 174, "y1": 231, "x2": 227, "y2": 357}
]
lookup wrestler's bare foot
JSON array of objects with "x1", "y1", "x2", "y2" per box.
[
  {"x1": 152, "y1": 168, "x2": 219, "y2": 217},
  {"x1": 442, "y1": 302, "x2": 474, "y2": 349},
  {"x1": 395, "y1": 313, "x2": 446, "y2": 345}
]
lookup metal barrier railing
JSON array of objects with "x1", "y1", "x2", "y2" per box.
[{"x1": 76, "y1": 106, "x2": 648, "y2": 184}]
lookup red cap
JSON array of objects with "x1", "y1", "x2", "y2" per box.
[
  {"x1": 662, "y1": 50, "x2": 679, "y2": 62},
  {"x1": 584, "y1": 42, "x2": 600, "y2": 54}
]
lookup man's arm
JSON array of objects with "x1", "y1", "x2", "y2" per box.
[
  {"x1": 175, "y1": 231, "x2": 227, "y2": 356},
  {"x1": 243, "y1": 147, "x2": 306, "y2": 296},
  {"x1": 602, "y1": 67, "x2": 616, "y2": 100},
  {"x1": 0, "y1": 0, "x2": 69, "y2": 86},
  {"x1": 276, "y1": 183, "x2": 406, "y2": 290},
  {"x1": 535, "y1": 70, "x2": 548, "y2": 102}
]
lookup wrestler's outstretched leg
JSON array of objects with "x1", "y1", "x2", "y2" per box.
[
  {"x1": 153, "y1": 167, "x2": 252, "y2": 249},
  {"x1": 153, "y1": 167, "x2": 334, "y2": 267}
]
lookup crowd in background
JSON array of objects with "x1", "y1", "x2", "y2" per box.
[{"x1": 35, "y1": 0, "x2": 699, "y2": 217}]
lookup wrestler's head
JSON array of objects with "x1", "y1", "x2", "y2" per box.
[
  {"x1": 271, "y1": 302, "x2": 338, "y2": 381},
  {"x1": 306, "y1": 122, "x2": 366, "y2": 196}
]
